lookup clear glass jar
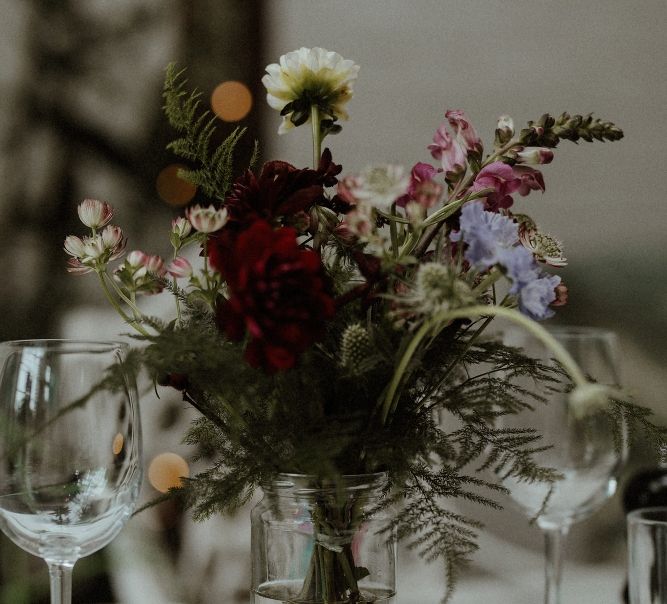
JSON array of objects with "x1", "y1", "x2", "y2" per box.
[{"x1": 251, "y1": 473, "x2": 396, "y2": 603}]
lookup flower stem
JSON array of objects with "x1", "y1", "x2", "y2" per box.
[
  {"x1": 389, "y1": 203, "x2": 399, "y2": 259},
  {"x1": 96, "y1": 271, "x2": 150, "y2": 336},
  {"x1": 380, "y1": 304, "x2": 588, "y2": 424},
  {"x1": 311, "y1": 105, "x2": 322, "y2": 169}
]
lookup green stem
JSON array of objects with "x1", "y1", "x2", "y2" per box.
[
  {"x1": 472, "y1": 268, "x2": 503, "y2": 295},
  {"x1": 389, "y1": 203, "x2": 399, "y2": 259},
  {"x1": 311, "y1": 105, "x2": 322, "y2": 169},
  {"x1": 380, "y1": 304, "x2": 588, "y2": 424},
  {"x1": 96, "y1": 271, "x2": 150, "y2": 336}
]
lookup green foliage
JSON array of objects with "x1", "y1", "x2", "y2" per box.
[
  {"x1": 162, "y1": 63, "x2": 251, "y2": 200},
  {"x1": 519, "y1": 111, "x2": 624, "y2": 148}
]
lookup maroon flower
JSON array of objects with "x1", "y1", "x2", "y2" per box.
[
  {"x1": 514, "y1": 165, "x2": 546, "y2": 196},
  {"x1": 213, "y1": 220, "x2": 335, "y2": 372},
  {"x1": 224, "y1": 148, "x2": 343, "y2": 230}
]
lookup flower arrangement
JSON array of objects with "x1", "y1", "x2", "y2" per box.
[{"x1": 64, "y1": 47, "x2": 663, "y2": 601}]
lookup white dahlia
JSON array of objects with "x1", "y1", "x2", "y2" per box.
[{"x1": 262, "y1": 47, "x2": 360, "y2": 134}]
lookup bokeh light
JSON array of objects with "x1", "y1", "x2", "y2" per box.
[
  {"x1": 156, "y1": 164, "x2": 197, "y2": 206},
  {"x1": 112, "y1": 433, "x2": 124, "y2": 455},
  {"x1": 148, "y1": 452, "x2": 190, "y2": 493},
  {"x1": 211, "y1": 80, "x2": 253, "y2": 122}
]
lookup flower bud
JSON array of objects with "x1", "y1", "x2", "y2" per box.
[
  {"x1": 516, "y1": 147, "x2": 554, "y2": 165},
  {"x1": 77, "y1": 199, "x2": 113, "y2": 229},
  {"x1": 127, "y1": 250, "x2": 148, "y2": 267},
  {"x1": 144, "y1": 255, "x2": 166, "y2": 276},
  {"x1": 167, "y1": 256, "x2": 193, "y2": 279},
  {"x1": 64, "y1": 235, "x2": 86, "y2": 258},
  {"x1": 495, "y1": 114, "x2": 514, "y2": 146},
  {"x1": 172, "y1": 216, "x2": 193, "y2": 239},
  {"x1": 186, "y1": 204, "x2": 229, "y2": 233}
]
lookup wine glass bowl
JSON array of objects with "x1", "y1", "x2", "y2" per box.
[
  {"x1": 0, "y1": 339, "x2": 142, "y2": 602},
  {"x1": 501, "y1": 326, "x2": 624, "y2": 603}
]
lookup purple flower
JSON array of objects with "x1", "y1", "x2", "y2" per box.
[
  {"x1": 455, "y1": 201, "x2": 561, "y2": 320},
  {"x1": 456, "y1": 201, "x2": 519, "y2": 269},
  {"x1": 517, "y1": 273, "x2": 561, "y2": 320}
]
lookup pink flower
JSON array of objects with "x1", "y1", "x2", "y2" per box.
[
  {"x1": 516, "y1": 147, "x2": 554, "y2": 165},
  {"x1": 66, "y1": 257, "x2": 94, "y2": 275},
  {"x1": 551, "y1": 282, "x2": 569, "y2": 307},
  {"x1": 77, "y1": 199, "x2": 113, "y2": 229},
  {"x1": 144, "y1": 255, "x2": 166, "y2": 276},
  {"x1": 514, "y1": 165, "x2": 546, "y2": 196},
  {"x1": 396, "y1": 162, "x2": 443, "y2": 209},
  {"x1": 167, "y1": 256, "x2": 193, "y2": 278},
  {"x1": 126, "y1": 250, "x2": 148, "y2": 267},
  {"x1": 428, "y1": 124, "x2": 466, "y2": 178},
  {"x1": 186, "y1": 204, "x2": 229, "y2": 233},
  {"x1": 337, "y1": 174, "x2": 364, "y2": 207},
  {"x1": 100, "y1": 225, "x2": 126, "y2": 260},
  {"x1": 446, "y1": 110, "x2": 482, "y2": 155},
  {"x1": 64, "y1": 235, "x2": 87, "y2": 258},
  {"x1": 471, "y1": 161, "x2": 521, "y2": 211}
]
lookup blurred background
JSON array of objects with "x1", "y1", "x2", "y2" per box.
[{"x1": 0, "y1": 0, "x2": 665, "y2": 602}]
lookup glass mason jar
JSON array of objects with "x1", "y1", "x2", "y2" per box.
[{"x1": 251, "y1": 472, "x2": 396, "y2": 603}]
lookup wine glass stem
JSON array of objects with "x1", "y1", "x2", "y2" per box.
[
  {"x1": 544, "y1": 525, "x2": 569, "y2": 604},
  {"x1": 47, "y1": 561, "x2": 74, "y2": 604}
]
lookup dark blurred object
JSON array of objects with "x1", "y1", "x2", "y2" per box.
[{"x1": 620, "y1": 465, "x2": 667, "y2": 603}]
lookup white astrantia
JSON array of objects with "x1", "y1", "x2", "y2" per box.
[
  {"x1": 262, "y1": 47, "x2": 360, "y2": 135},
  {"x1": 347, "y1": 165, "x2": 410, "y2": 211}
]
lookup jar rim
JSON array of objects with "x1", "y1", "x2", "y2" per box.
[{"x1": 262, "y1": 471, "x2": 389, "y2": 494}]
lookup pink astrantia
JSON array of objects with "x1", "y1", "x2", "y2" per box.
[
  {"x1": 77, "y1": 199, "x2": 113, "y2": 229},
  {"x1": 186, "y1": 204, "x2": 229, "y2": 233},
  {"x1": 167, "y1": 256, "x2": 193, "y2": 279},
  {"x1": 428, "y1": 124, "x2": 466, "y2": 179},
  {"x1": 471, "y1": 161, "x2": 522, "y2": 211},
  {"x1": 446, "y1": 109, "x2": 482, "y2": 155}
]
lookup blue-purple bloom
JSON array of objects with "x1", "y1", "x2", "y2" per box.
[
  {"x1": 455, "y1": 200, "x2": 561, "y2": 320},
  {"x1": 455, "y1": 201, "x2": 518, "y2": 268}
]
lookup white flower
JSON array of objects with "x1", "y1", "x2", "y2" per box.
[
  {"x1": 77, "y1": 199, "x2": 113, "y2": 229},
  {"x1": 186, "y1": 204, "x2": 229, "y2": 233},
  {"x1": 262, "y1": 47, "x2": 360, "y2": 134},
  {"x1": 346, "y1": 165, "x2": 409, "y2": 211},
  {"x1": 568, "y1": 383, "x2": 612, "y2": 419}
]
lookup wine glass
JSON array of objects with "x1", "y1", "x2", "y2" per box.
[
  {"x1": 0, "y1": 340, "x2": 142, "y2": 604},
  {"x1": 501, "y1": 326, "x2": 624, "y2": 604}
]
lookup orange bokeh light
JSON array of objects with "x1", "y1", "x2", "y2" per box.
[
  {"x1": 148, "y1": 452, "x2": 190, "y2": 494},
  {"x1": 211, "y1": 80, "x2": 253, "y2": 122},
  {"x1": 156, "y1": 164, "x2": 197, "y2": 206}
]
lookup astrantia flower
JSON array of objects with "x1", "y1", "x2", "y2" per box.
[
  {"x1": 186, "y1": 204, "x2": 229, "y2": 234},
  {"x1": 77, "y1": 199, "x2": 113, "y2": 229},
  {"x1": 213, "y1": 220, "x2": 335, "y2": 373},
  {"x1": 519, "y1": 226, "x2": 567, "y2": 267},
  {"x1": 64, "y1": 227, "x2": 125, "y2": 273},
  {"x1": 113, "y1": 251, "x2": 166, "y2": 295},
  {"x1": 339, "y1": 164, "x2": 409, "y2": 210},
  {"x1": 171, "y1": 216, "x2": 192, "y2": 239},
  {"x1": 167, "y1": 256, "x2": 193, "y2": 279},
  {"x1": 262, "y1": 47, "x2": 360, "y2": 135}
]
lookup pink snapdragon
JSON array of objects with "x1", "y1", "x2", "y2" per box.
[
  {"x1": 471, "y1": 161, "x2": 521, "y2": 211},
  {"x1": 396, "y1": 162, "x2": 443, "y2": 209},
  {"x1": 514, "y1": 165, "x2": 546, "y2": 196},
  {"x1": 445, "y1": 109, "x2": 483, "y2": 155},
  {"x1": 428, "y1": 123, "x2": 466, "y2": 178},
  {"x1": 77, "y1": 199, "x2": 113, "y2": 229}
]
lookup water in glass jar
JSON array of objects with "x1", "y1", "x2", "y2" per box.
[{"x1": 253, "y1": 579, "x2": 395, "y2": 603}]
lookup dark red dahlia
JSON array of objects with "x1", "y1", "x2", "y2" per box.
[
  {"x1": 224, "y1": 148, "x2": 344, "y2": 230},
  {"x1": 212, "y1": 220, "x2": 335, "y2": 373}
]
